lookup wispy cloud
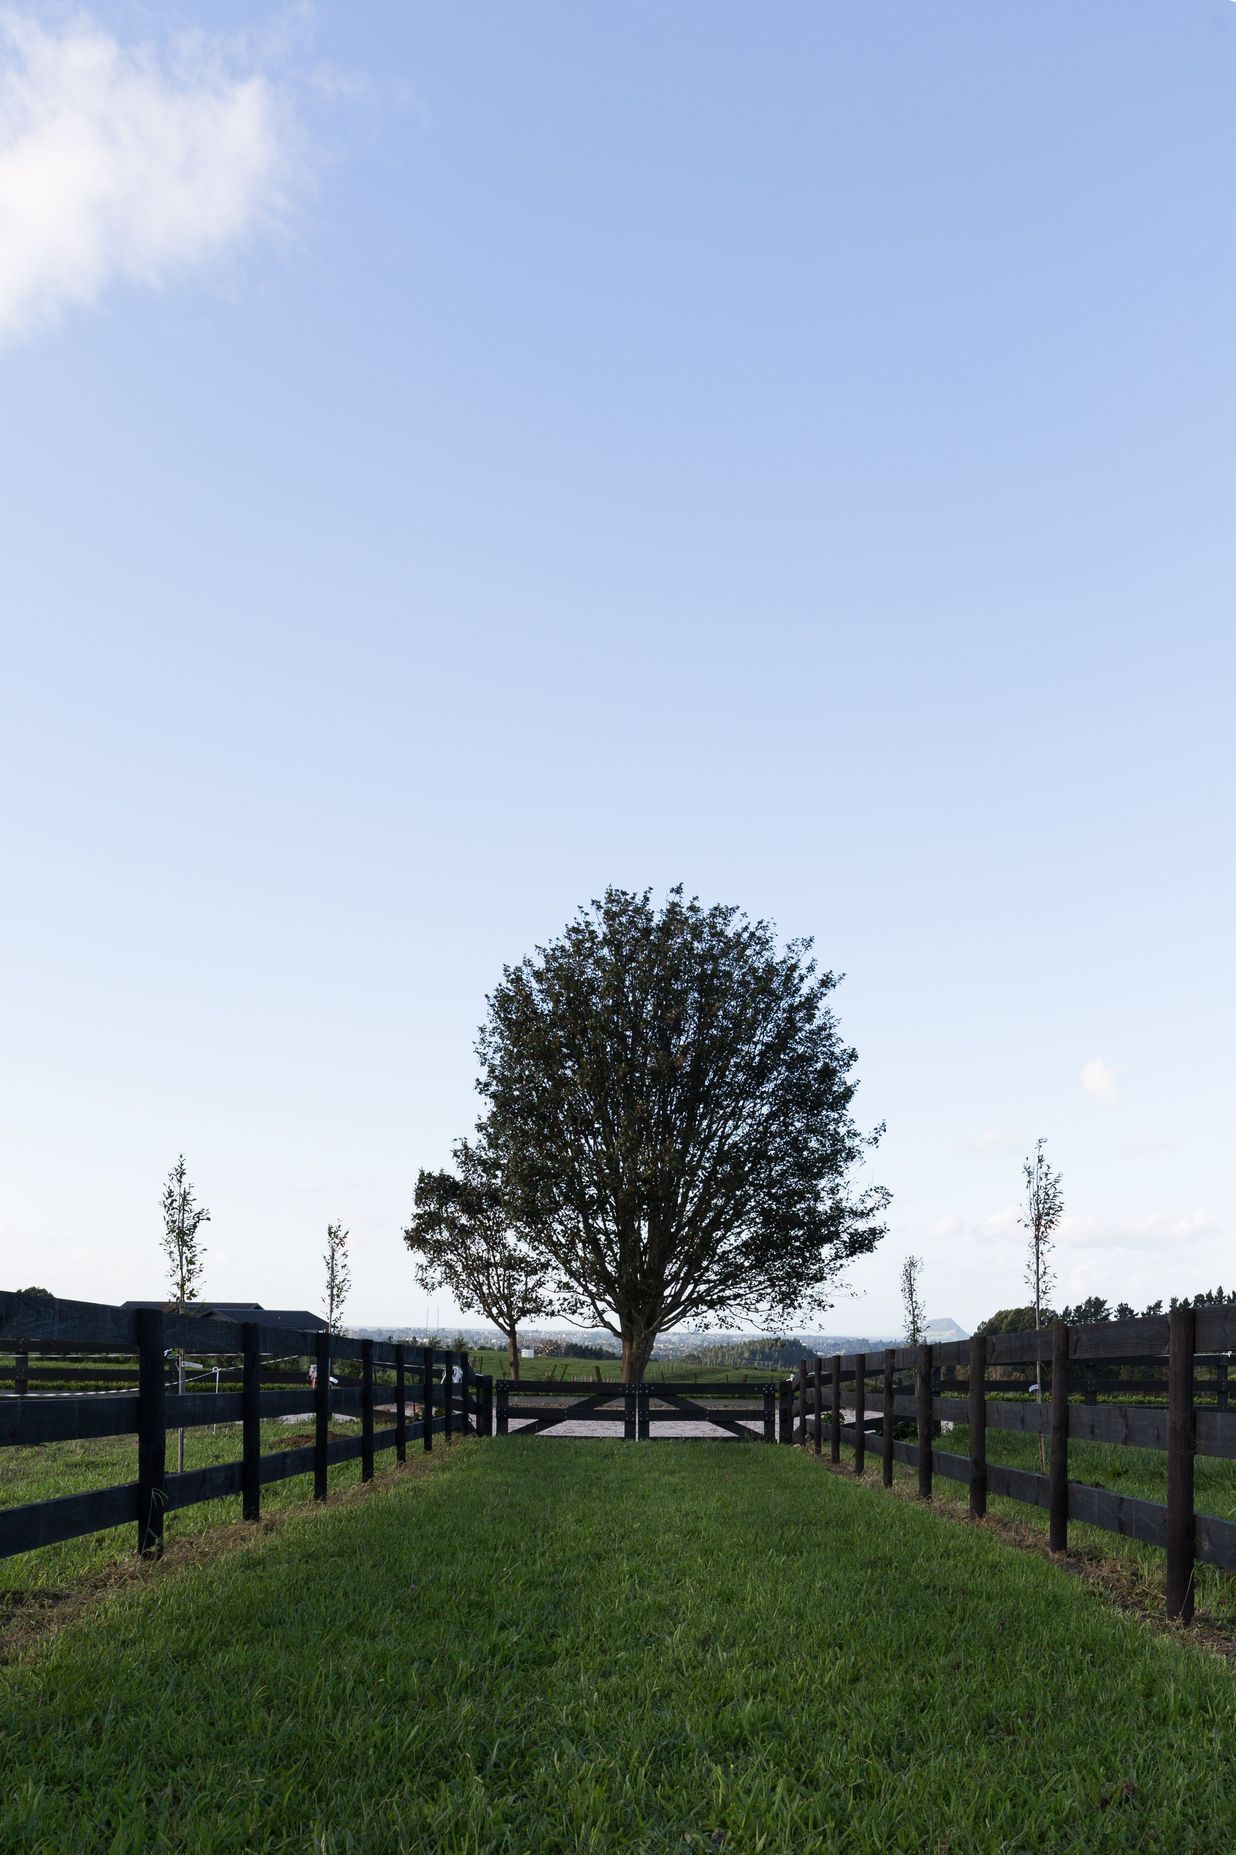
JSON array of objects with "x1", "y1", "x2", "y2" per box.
[
  {"x1": 1058, "y1": 1209, "x2": 1218, "y2": 1251},
  {"x1": 1123, "y1": 1130, "x2": 1174, "y2": 1157},
  {"x1": 974, "y1": 1203, "x2": 1021, "y2": 1245},
  {"x1": 958, "y1": 1128, "x2": 1020, "y2": 1156},
  {"x1": 1080, "y1": 1058, "x2": 1119, "y2": 1103},
  {"x1": 0, "y1": 10, "x2": 299, "y2": 343}
]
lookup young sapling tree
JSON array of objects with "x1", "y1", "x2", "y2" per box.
[
  {"x1": 323, "y1": 1221, "x2": 351, "y2": 1335},
  {"x1": 900, "y1": 1255, "x2": 926, "y2": 1345},
  {"x1": 1020, "y1": 1136, "x2": 1063, "y2": 1469},
  {"x1": 161, "y1": 1155, "x2": 210, "y2": 1473}
]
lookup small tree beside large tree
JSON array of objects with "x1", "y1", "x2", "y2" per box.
[
  {"x1": 405, "y1": 1145, "x2": 554, "y2": 1381},
  {"x1": 456, "y1": 887, "x2": 888, "y2": 1382}
]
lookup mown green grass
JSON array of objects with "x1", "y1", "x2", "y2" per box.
[
  {"x1": 4, "y1": 1438, "x2": 1236, "y2": 1853},
  {"x1": 898, "y1": 1420, "x2": 1236, "y2": 1625},
  {"x1": 0, "y1": 1416, "x2": 380, "y2": 1596}
]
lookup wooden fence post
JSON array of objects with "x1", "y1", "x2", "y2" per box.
[
  {"x1": 1049, "y1": 1321, "x2": 1069, "y2": 1553},
  {"x1": 916, "y1": 1344, "x2": 933, "y2": 1499},
  {"x1": 968, "y1": 1333, "x2": 986, "y2": 1519},
  {"x1": 882, "y1": 1349, "x2": 895, "y2": 1488},
  {"x1": 497, "y1": 1381, "x2": 509, "y2": 1436},
  {"x1": 14, "y1": 1350, "x2": 28, "y2": 1397},
  {"x1": 443, "y1": 1351, "x2": 454, "y2": 1445},
  {"x1": 361, "y1": 1340, "x2": 375, "y2": 1482},
  {"x1": 779, "y1": 1381, "x2": 792, "y2": 1443},
  {"x1": 639, "y1": 1385, "x2": 651, "y2": 1441},
  {"x1": 395, "y1": 1344, "x2": 407, "y2": 1463},
  {"x1": 241, "y1": 1321, "x2": 261, "y2": 1523},
  {"x1": 830, "y1": 1355, "x2": 841, "y2": 1464},
  {"x1": 796, "y1": 1358, "x2": 808, "y2": 1446},
  {"x1": 813, "y1": 1355, "x2": 823, "y2": 1455},
  {"x1": 1166, "y1": 1305, "x2": 1196, "y2": 1624},
  {"x1": 763, "y1": 1385, "x2": 775, "y2": 1442},
  {"x1": 136, "y1": 1308, "x2": 166, "y2": 1557},
  {"x1": 422, "y1": 1346, "x2": 434, "y2": 1452},
  {"x1": 854, "y1": 1353, "x2": 866, "y2": 1476},
  {"x1": 624, "y1": 1383, "x2": 637, "y2": 1441},
  {"x1": 1218, "y1": 1355, "x2": 1228, "y2": 1414},
  {"x1": 314, "y1": 1330, "x2": 330, "y2": 1500}
]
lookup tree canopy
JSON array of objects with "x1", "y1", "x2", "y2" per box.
[
  {"x1": 974, "y1": 1306, "x2": 1058, "y2": 1337},
  {"x1": 405, "y1": 1142, "x2": 554, "y2": 1381},
  {"x1": 469, "y1": 887, "x2": 888, "y2": 1381}
]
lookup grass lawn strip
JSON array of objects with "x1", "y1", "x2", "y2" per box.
[
  {"x1": 0, "y1": 1417, "x2": 390, "y2": 1598},
  {"x1": 2, "y1": 1440, "x2": 1235, "y2": 1854}
]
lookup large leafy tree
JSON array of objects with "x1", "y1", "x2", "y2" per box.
[
  {"x1": 405, "y1": 1144, "x2": 554, "y2": 1382},
  {"x1": 470, "y1": 887, "x2": 889, "y2": 1382}
]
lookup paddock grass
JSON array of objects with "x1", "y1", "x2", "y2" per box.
[
  {"x1": 4, "y1": 1440, "x2": 1236, "y2": 1854},
  {"x1": 0, "y1": 1416, "x2": 379, "y2": 1596},
  {"x1": 889, "y1": 1420, "x2": 1236, "y2": 1627}
]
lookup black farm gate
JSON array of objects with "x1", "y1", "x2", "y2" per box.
[{"x1": 495, "y1": 1379, "x2": 776, "y2": 1441}]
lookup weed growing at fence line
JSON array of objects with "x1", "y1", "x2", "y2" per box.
[{"x1": 3, "y1": 1440, "x2": 1236, "y2": 1853}]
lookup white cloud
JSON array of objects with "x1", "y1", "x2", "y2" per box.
[
  {"x1": 974, "y1": 1203, "x2": 1021, "y2": 1245},
  {"x1": 0, "y1": 11, "x2": 296, "y2": 342},
  {"x1": 930, "y1": 1214, "x2": 963, "y2": 1238},
  {"x1": 1080, "y1": 1058, "x2": 1119, "y2": 1102},
  {"x1": 958, "y1": 1128, "x2": 1020, "y2": 1156},
  {"x1": 1058, "y1": 1209, "x2": 1219, "y2": 1251}
]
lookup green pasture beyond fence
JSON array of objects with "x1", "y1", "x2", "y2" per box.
[
  {"x1": 786, "y1": 1307, "x2": 1236, "y2": 1624},
  {"x1": 0, "y1": 1289, "x2": 492, "y2": 1563}
]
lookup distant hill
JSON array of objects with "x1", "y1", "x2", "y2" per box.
[
  {"x1": 347, "y1": 1318, "x2": 969, "y2": 1354},
  {"x1": 921, "y1": 1317, "x2": 969, "y2": 1344}
]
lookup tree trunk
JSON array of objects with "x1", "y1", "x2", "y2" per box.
[
  {"x1": 177, "y1": 1349, "x2": 186, "y2": 1474},
  {"x1": 621, "y1": 1328, "x2": 656, "y2": 1385},
  {"x1": 1034, "y1": 1303, "x2": 1045, "y2": 1474},
  {"x1": 507, "y1": 1328, "x2": 520, "y2": 1383}
]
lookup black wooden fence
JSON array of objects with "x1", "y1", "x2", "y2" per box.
[
  {"x1": 785, "y1": 1308, "x2": 1236, "y2": 1624},
  {"x1": 0, "y1": 1289, "x2": 494, "y2": 1562},
  {"x1": 496, "y1": 1379, "x2": 776, "y2": 1440}
]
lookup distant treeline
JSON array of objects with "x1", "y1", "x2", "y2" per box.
[
  {"x1": 977, "y1": 1287, "x2": 1235, "y2": 1336},
  {"x1": 668, "y1": 1337, "x2": 878, "y2": 1371},
  {"x1": 525, "y1": 1338, "x2": 617, "y2": 1361}
]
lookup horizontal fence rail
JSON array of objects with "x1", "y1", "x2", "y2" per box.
[
  {"x1": 0, "y1": 1290, "x2": 494, "y2": 1564},
  {"x1": 784, "y1": 1309, "x2": 1236, "y2": 1624}
]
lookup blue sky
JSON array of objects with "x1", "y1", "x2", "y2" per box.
[{"x1": 1, "y1": 1, "x2": 1233, "y2": 1335}]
